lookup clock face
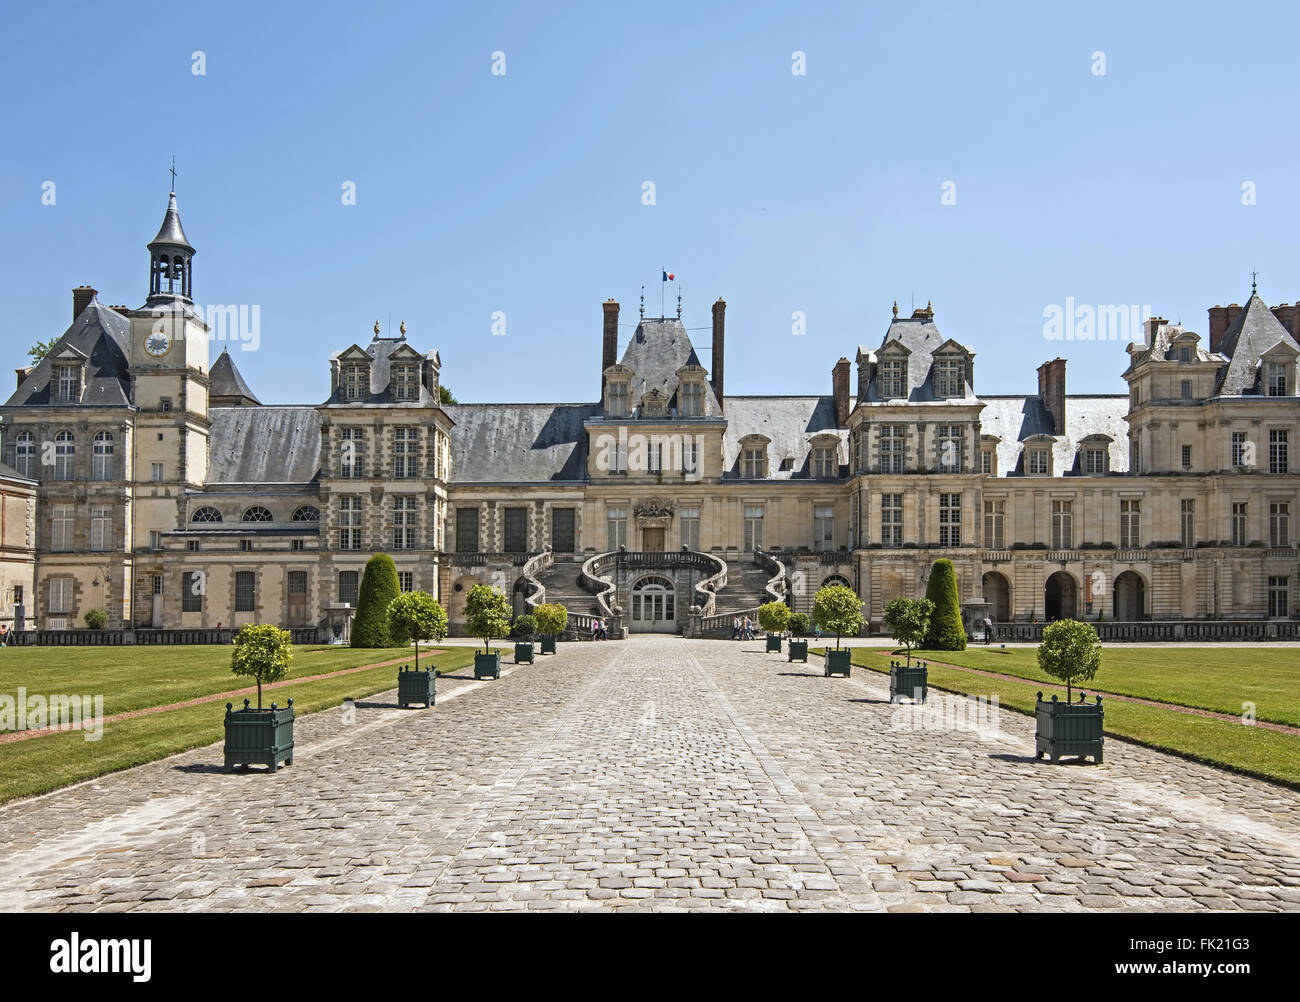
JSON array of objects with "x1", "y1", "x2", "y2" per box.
[{"x1": 144, "y1": 330, "x2": 171, "y2": 358}]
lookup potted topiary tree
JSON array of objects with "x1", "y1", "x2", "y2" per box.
[
  {"x1": 465, "y1": 584, "x2": 511, "y2": 679},
  {"x1": 350, "y1": 554, "x2": 406, "y2": 649},
  {"x1": 512, "y1": 613, "x2": 538, "y2": 664},
  {"x1": 923, "y1": 558, "x2": 966, "y2": 651},
  {"x1": 757, "y1": 601, "x2": 791, "y2": 653},
  {"x1": 883, "y1": 596, "x2": 934, "y2": 703},
  {"x1": 812, "y1": 583, "x2": 863, "y2": 677},
  {"x1": 224, "y1": 624, "x2": 295, "y2": 772},
  {"x1": 83, "y1": 608, "x2": 107, "y2": 630},
  {"x1": 534, "y1": 603, "x2": 568, "y2": 654},
  {"x1": 1035, "y1": 619, "x2": 1104, "y2": 764},
  {"x1": 388, "y1": 591, "x2": 448, "y2": 708},
  {"x1": 787, "y1": 611, "x2": 811, "y2": 663}
]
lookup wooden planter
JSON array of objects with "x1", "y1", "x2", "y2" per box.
[
  {"x1": 474, "y1": 651, "x2": 502, "y2": 679},
  {"x1": 541, "y1": 636, "x2": 557, "y2": 655},
  {"x1": 765, "y1": 634, "x2": 782, "y2": 653},
  {"x1": 788, "y1": 639, "x2": 809, "y2": 662},
  {"x1": 824, "y1": 648, "x2": 852, "y2": 677},
  {"x1": 223, "y1": 698, "x2": 294, "y2": 772},
  {"x1": 515, "y1": 641, "x2": 535, "y2": 664},
  {"x1": 1036, "y1": 692, "x2": 1104, "y2": 763},
  {"x1": 397, "y1": 665, "x2": 436, "y2": 708},
  {"x1": 889, "y1": 661, "x2": 928, "y2": 703}
]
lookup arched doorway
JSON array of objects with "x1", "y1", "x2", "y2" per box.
[
  {"x1": 1044, "y1": 572, "x2": 1077, "y2": 621},
  {"x1": 982, "y1": 572, "x2": 1011, "y2": 622},
  {"x1": 1113, "y1": 571, "x2": 1145, "y2": 621},
  {"x1": 630, "y1": 575, "x2": 677, "y2": 633}
]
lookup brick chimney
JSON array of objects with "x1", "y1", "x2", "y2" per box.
[
  {"x1": 1207, "y1": 303, "x2": 1242, "y2": 355},
  {"x1": 711, "y1": 298, "x2": 726, "y2": 408},
  {"x1": 73, "y1": 285, "x2": 97, "y2": 320},
  {"x1": 1037, "y1": 358, "x2": 1066, "y2": 435},
  {"x1": 601, "y1": 299, "x2": 619, "y2": 374},
  {"x1": 833, "y1": 357, "x2": 851, "y2": 426},
  {"x1": 1272, "y1": 303, "x2": 1299, "y2": 340}
]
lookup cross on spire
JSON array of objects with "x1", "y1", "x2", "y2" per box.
[
  {"x1": 1251, "y1": 269, "x2": 1259, "y2": 295},
  {"x1": 169, "y1": 155, "x2": 178, "y2": 193}
]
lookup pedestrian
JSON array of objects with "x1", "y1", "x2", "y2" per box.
[
  {"x1": 0, "y1": 623, "x2": 8, "y2": 647},
  {"x1": 732, "y1": 616, "x2": 739, "y2": 641}
]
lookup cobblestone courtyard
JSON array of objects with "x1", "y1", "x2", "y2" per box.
[{"x1": 2, "y1": 637, "x2": 1299, "y2": 912}]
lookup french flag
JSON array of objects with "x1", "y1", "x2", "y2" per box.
[{"x1": 662, "y1": 270, "x2": 674, "y2": 282}]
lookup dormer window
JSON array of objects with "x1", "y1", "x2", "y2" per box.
[
  {"x1": 1268, "y1": 362, "x2": 1290, "y2": 397},
  {"x1": 392, "y1": 364, "x2": 419, "y2": 401},
  {"x1": 934, "y1": 357, "x2": 963, "y2": 397},
  {"x1": 607, "y1": 380, "x2": 630, "y2": 418},
  {"x1": 1084, "y1": 447, "x2": 1108, "y2": 474},
  {"x1": 679, "y1": 380, "x2": 704, "y2": 417},
  {"x1": 1027, "y1": 448, "x2": 1051, "y2": 476},
  {"x1": 343, "y1": 363, "x2": 369, "y2": 402},
  {"x1": 640, "y1": 389, "x2": 667, "y2": 418},
  {"x1": 739, "y1": 437, "x2": 770, "y2": 479},
  {"x1": 879, "y1": 359, "x2": 905, "y2": 398},
  {"x1": 55, "y1": 364, "x2": 81, "y2": 404}
]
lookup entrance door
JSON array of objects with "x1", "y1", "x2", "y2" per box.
[
  {"x1": 151, "y1": 575, "x2": 164, "y2": 627},
  {"x1": 642, "y1": 527, "x2": 665, "y2": 552},
  {"x1": 288, "y1": 571, "x2": 308, "y2": 626},
  {"x1": 552, "y1": 508, "x2": 576, "y2": 553},
  {"x1": 630, "y1": 575, "x2": 677, "y2": 633}
]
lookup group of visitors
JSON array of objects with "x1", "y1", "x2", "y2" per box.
[
  {"x1": 731, "y1": 617, "x2": 757, "y2": 640},
  {"x1": 589, "y1": 618, "x2": 609, "y2": 641}
]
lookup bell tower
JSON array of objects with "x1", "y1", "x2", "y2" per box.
[{"x1": 145, "y1": 189, "x2": 195, "y2": 306}]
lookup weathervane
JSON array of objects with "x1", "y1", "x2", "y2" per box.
[
  {"x1": 169, "y1": 155, "x2": 178, "y2": 193},
  {"x1": 677, "y1": 288, "x2": 682, "y2": 319},
  {"x1": 1251, "y1": 269, "x2": 1259, "y2": 295},
  {"x1": 639, "y1": 285, "x2": 645, "y2": 319}
]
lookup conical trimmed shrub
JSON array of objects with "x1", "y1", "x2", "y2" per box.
[
  {"x1": 351, "y1": 553, "x2": 406, "y2": 648},
  {"x1": 923, "y1": 558, "x2": 966, "y2": 651}
]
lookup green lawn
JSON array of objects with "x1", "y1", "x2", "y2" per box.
[
  {"x1": 0, "y1": 643, "x2": 512, "y2": 804},
  {"x1": 872, "y1": 646, "x2": 1300, "y2": 727},
  {"x1": 837, "y1": 648, "x2": 1300, "y2": 790}
]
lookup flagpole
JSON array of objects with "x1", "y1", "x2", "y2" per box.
[{"x1": 660, "y1": 266, "x2": 665, "y2": 318}]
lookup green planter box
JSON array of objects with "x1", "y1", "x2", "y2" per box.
[
  {"x1": 515, "y1": 641, "x2": 535, "y2": 664},
  {"x1": 397, "y1": 666, "x2": 436, "y2": 708},
  {"x1": 889, "y1": 662, "x2": 928, "y2": 703},
  {"x1": 474, "y1": 651, "x2": 502, "y2": 679},
  {"x1": 765, "y1": 634, "x2": 782, "y2": 653},
  {"x1": 541, "y1": 636, "x2": 557, "y2": 655},
  {"x1": 788, "y1": 639, "x2": 809, "y2": 662},
  {"x1": 824, "y1": 648, "x2": 852, "y2": 677},
  {"x1": 1035, "y1": 692, "x2": 1104, "y2": 763},
  {"x1": 223, "y1": 698, "x2": 294, "y2": 772}
]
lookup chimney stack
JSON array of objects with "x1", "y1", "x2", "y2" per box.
[
  {"x1": 833, "y1": 357, "x2": 851, "y2": 426},
  {"x1": 1272, "y1": 302, "x2": 1299, "y2": 340},
  {"x1": 1208, "y1": 303, "x2": 1242, "y2": 355},
  {"x1": 72, "y1": 285, "x2": 97, "y2": 320},
  {"x1": 1037, "y1": 358, "x2": 1066, "y2": 436},
  {"x1": 602, "y1": 299, "x2": 619, "y2": 375},
  {"x1": 711, "y1": 298, "x2": 726, "y2": 407}
]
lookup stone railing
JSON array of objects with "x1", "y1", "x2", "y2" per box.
[
  {"x1": 756, "y1": 548, "x2": 787, "y2": 604},
  {"x1": 692, "y1": 550, "x2": 786, "y2": 638},
  {"x1": 990, "y1": 619, "x2": 1300, "y2": 643},
  {"x1": 580, "y1": 551, "x2": 622, "y2": 633},
  {"x1": 689, "y1": 550, "x2": 728, "y2": 618},
  {"x1": 447, "y1": 551, "x2": 536, "y2": 567},
  {"x1": 520, "y1": 548, "x2": 553, "y2": 612}
]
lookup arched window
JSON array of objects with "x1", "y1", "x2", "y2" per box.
[
  {"x1": 822, "y1": 574, "x2": 853, "y2": 591},
  {"x1": 292, "y1": 505, "x2": 320, "y2": 522},
  {"x1": 53, "y1": 431, "x2": 75, "y2": 481},
  {"x1": 14, "y1": 432, "x2": 34, "y2": 477},
  {"x1": 93, "y1": 431, "x2": 114, "y2": 481},
  {"x1": 242, "y1": 506, "x2": 274, "y2": 523},
  {"x1": 191, "y1": 506, "x2": 223, "y2": 523}
]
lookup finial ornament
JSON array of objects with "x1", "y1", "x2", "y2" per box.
[
  {"x1": 1251, "y1": 269, "x2": 1259, "y2": 295},
  {"x1": 892, "y1": 300, "x2": 898, "y2": 318},
  {"x1": 399, "y1": 320, "x2": 407, "y2": 337},
  {"x1": 374, "y1": 320, "x2": 380, "y2": 336}
]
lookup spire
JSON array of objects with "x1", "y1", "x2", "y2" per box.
[{"x1": 145, "y1": 183, "x2": 195, "y2": 306}]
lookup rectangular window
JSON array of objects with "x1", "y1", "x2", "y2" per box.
[
  {"x1": 92, "y1": 436, "x2": 114, "y2": 480},
  {"x1": 742, "y1": 447, "x2": 766, "y2": 479},
  {"x1": 934, "y1": 357, "x2": 963, "y2": 398},
  {"x1": 234, "y1": 571, "x2": 256, "y2": 612},
  {"x1": 1028, "y1": 449, "x2": 1049, "y2": 476},
  {"x1": 606, "y1": 507, "x2": 628, "y2": 550},
  {"x1": 339, "y1": 496, "x2": 363, "y2": 550},
  {"x1": 1231, "y1": 431, "x2": 1249, "y2": 468},
  {"x1": 1181, "y1": 499, "x2": 1195, "y2": 547},
  {"x1": 980, "y1": 449, "x2": 994, "y2": 476},
  {"x1": 1182, "y1": 444, "x2": 1193, "y2": 470},
  {"x1": 1180, "y1": 380, "x2": 1192, "y2": 399},
  {"x1": 1085, "y1": 448, "x2": 1107, "y2": 475},
  {"x1": 393, "y1": 427, "x2": 418, "y2": 478},
  {"x1": 1120, "y1": 499, "x2": 1141, "y2": 549},
  {"x1": 680, "y1": 507, "x2": 700, "y2": 550},
  {"x1": 880, "y1": 426, "x2": 904, "y2": 474},
  {"x1": 937, "y1": 425, "x2": 963, "y2": 472},
  {"x1": 879, "y1": 360, "x2": 905, "y2": 398},
  {"x1": 1270, "y1": 430, "x2": 1289, "y2": 474},
  {"x1": 647, "y1": 440, "x2": 663, "y2": 474},
  {"x1": 51, "y1": 505, "x2": 74, "y2": 552},
  {"x1": 682, "y1": 440, "x2": 699, "y2": 475},
  {"x1": 188, "y1": 540, "x2": 201, "y2": 552},
  {"x1": 1232, "y1": 502, "x2": 1248, "y2": 546},
  {"x1": 182, "y1": 571, "x2": 203, "y2": 613},
  {"x1": 344, "y1": 364, "x2": 368, "y2": 401},
  {"x1": 1268, "y1": 363, "x2": 1288, "y2": 397},
  {"x1": 238, "y1": 538, "x2": 252, "y2": 552},
  {"x1": 552, "y1": 507, "x2": 576, "y2": 552},
  {"x1": 90, "y1": 506, "x2": 111, "y2": 551},
  {"x1": 984, "y1": 499, "x2": 1005, "y2": 549},
  {"x1": 1268, "y1": 576, "x2": 1290, "y2": 617},
  {"x1": 57, "y1": 365, "x2": 81, "y2": 403},
  {"x1": 939, "y1": 493, "x2": 961, "y2": 546},
  {"x1": 743, "y1": 505, "x2": 764, "y2": 551},
  {"x1": 15, "y1": 435, "x2": 34, "y2": 477},
  {"x1": 1131, "y1": 440, "x2": 1141, "y2": 473},
  {"x1": 151, "y1": 462, "x2": 164, "y2": 482},
  {"x1": 881, "y1": 493, "x2": 903, "y2": 547},
  {"x1": 1270, "y1": 502, "x2": 1291, "y2": 547},
  {"x1": 53, "y1": 436, "x2": 74, "y2": 481},
  {"x1": 607, "y1": 382, "x2": 629, "y2": 417},
  {"x1": 812, "y1": 447, "x2": 836, "y2": 478},
  {"x1": 1051, "y1": 500, "x2": 1072, "y2": 549},
  {"x1": 398, "y1": 571, "x2": 414, "y2": 593},
  {"x1": 455, "y1": 507, "x2": 479, "y2": 553},
  {"x1": 48, "y1": 577, "x2": 73, "y2": 614},
  {"x1": 504, "y1": 506, "x2": 528, "y2": 553},
  {"x1": 341, "y1": 428, "x2": 366, "y2": 478},
  {"x1": 291, "y1": 538, "x2": 304, "y2": 551},
  {"x1": 393, "y1": 495, "x2": 418, "y2": 550},
  {"x1": 339, "y1": 570, "x2": 359, "y2": 606},
  {"x1": 680, "y1": 381, "x2": 704, "y2": 417},
  {"x1": 393, "y1": 365, "x2": 419, "y2": 401},
  {"x1": 813, "y1": 505, "x2": 834, "y2": 551}
]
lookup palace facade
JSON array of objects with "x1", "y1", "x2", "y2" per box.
[{"x1": 2, "y1": 192, "x2": 1298, "y2": 639}]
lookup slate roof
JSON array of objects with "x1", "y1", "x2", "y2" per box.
[
  {"x1": 3, "y1": 300, "x2": 132, "y2": 408},
  {"x1": 209, "y1": 349, "x2": 261, "y2": 405},
  {"x1": 1211, "y1": 294, "x2": 1300, "y2": 396},
  {"x1": 1125, "y1": 321, "x2": 1220, "y2": 370},
  {"x1": 860, "y1": 310, "x2": 976, "y2": 402},
  {"x1": 722, "y1": 396, "x2": 847, "y2": 479},
  {"x1": 978, "y1": 395, "x2": 1130, "y2": 476},
  {"x1": 206, "y1": 406, "x2": 321, "y2": 483},
  {"x1": 618, "y1": 318, "x2": 722, "y2": 416},
  {"x1": 444, "y1": 403, "x2": 599, "y2": 483},
  {"x1": 323, "y1": 335, "x2": 439, "y2": 406}
]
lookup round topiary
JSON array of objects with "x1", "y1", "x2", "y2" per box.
[
  {"x1": 231, "y1": 623, "x2": 293, "y2": 709},
  {"x1": 812, "y1": 584, "x2": 864, "y2": 650},
  {"x1": 351, "y1": 554, "x2": 405, "y2": 648},
  {"x1": 788, "y1": 612, "x2": 811, "y2": 637},
  {"x1": 465, "y1": 584, "x2": 512, "y2": 654},
  {"x1": 512, "y1": 613, "x2": 538, "y2": 639},
  {"x1": 757, "y1": 601, "x2": 791, "y2": 635},
  {"x1": 534, "y1": 603, "x2": 568, "y2": 638},
  {"x1": 1038, "y1": 618, "x2": 1102, "y2": 702},
  {"x1": 386, "y1": 591, "x2": 448, "y2": 671},
  {"x1": 923, "y1": 558, "x2": 966, "y2": 651},
  {"x1": 883, "y1": 596, "x2": 935, "y2": 667}
]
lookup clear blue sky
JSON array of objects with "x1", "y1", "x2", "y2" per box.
[{"x1": 2, "y1": 0, "x2": 1295, "y2": 404}]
